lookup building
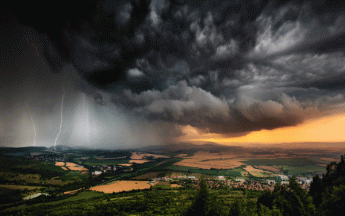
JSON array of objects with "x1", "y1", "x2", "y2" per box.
[
  {"x1": 281, "y1": 181, "x2": 289, "y2": 185},
  {"x1": 92, "y1": 171, "x2": 102, "y2": 176},
  {"x1": 278, "y1": 175, "x2": 289, "y2": 180},
  {"x1": 266, "y1": 180, "x2": 276, "y2": 185},
  {"x1": 217, "y1": 176, "x2": 225, "y2": 180}
]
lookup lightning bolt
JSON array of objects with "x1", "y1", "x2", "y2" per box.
[
  {"x1": 27, "y1": 104, "x2": 37, "y2": 146},
  {"x1": 54, "y1": 87, "x2": 65, "y2": 150},
  {"x1": 31, "y1": 43, "x2": 40, "y2": 57},
  {"x1": 26, "y1": 38, "x2": 40, "y2": 57}
]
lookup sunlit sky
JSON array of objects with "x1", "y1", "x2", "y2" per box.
[{"x1": 179, "y1": 112, "x2": 345, "y2": 144}]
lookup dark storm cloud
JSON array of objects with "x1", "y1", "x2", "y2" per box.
[{"x1": 3, "y1": 0, "x2": 345, "y2": 137}]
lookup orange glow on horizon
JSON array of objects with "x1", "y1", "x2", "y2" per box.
[{"x1": 178, "y1": 112, "x2": 345, "y2": 144}]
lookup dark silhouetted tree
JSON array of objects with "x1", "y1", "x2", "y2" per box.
[
  {"x1": 257, "y1": 176, "x2": 315, "y2": 216},
  {"x1": 184, "y1": 176, "x2": 213, "y2": 216}
]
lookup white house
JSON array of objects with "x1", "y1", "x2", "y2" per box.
[
  {"x1": 92, "y1": 171, "x2": 102, "y2": 176},
  {"x1": 278, "y1": 175, "x2": 289, "y2": 180}
]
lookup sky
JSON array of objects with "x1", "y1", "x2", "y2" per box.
[{"x1": 1, "y1": 0, "x2": 345, "y2": 149}]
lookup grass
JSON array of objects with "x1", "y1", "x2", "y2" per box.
[
  {"x1": 164, "y1": 165, "x2": 246, "y2": 177},
  {"x1": 275, "y1": 165, "x2": 326, "y2": 176},
  {"x1": 0, "y1": 185, "x2": 45, "y2": 191},
  {"x1": 52, "y1": 191, "x2": 104, "y2": 204},
  {"x1": 243, "y1": 158, "x2": 317, "y2": 167},
  {"x1": 83, "y1": 159, "x2": 130, "y2": 166},
  {"x1": 152, "y1": 184, "x2": 172, "y2": 189}
]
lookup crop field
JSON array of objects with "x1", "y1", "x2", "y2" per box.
[
  {"x1": 244, "y1": 165, "x2": 273, "y2": 177},
  {"x1": 132, "y1": 172, "x2": 160, "y2": 180},
  {"x1": 0, "y1": 185, "x2": 44, "y2": 191},
  {"x1": 131, "y1": 152, "x2": 169, "y2": 160},
  {"x1": 165, "y1": 165, "x2": 247, "y2": 178},
  {"x1": 276, "y1": 165, "x2": 326, "y2": 176},
  {"x1": 254, "y1": 165, "x2": 280, "y2": 173},
  {"x1": 242, "y1": 158, "x2": 318, "y2": 167},
  {"x1": 129, "y1": 159, "x2": 151, "y2": 164},
  {"x1": 173, "y1": 151, "x2": 246, "y2": 169},
  {"x1": 55, "y1": 162, "x2": 65, "y2": 166},
  {"x1": 90, "y1": 181, "x2": 152, "y2": 193},
  {"x1": 118, "y1": 163, "x2": 132, "y2": 166},
  {"x1": 170, "y1": 184, "x2": 182, "y2": 188},
  {"x1": 64, "y1": 163, "x2": 88, "y2": 172},
  {"x1": 83, "y1": 159, "x2": 130, "y2": 166},
  {"x1": 53, "y1": 191, "x2": 104, "y2": 205}
]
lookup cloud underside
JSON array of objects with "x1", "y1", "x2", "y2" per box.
[{"x1": 9, "y1": 0, "x2": 345, "y2": 137}]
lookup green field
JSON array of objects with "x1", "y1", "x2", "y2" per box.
[
  {"x1": 242, "y1": 158, "x2": 318, "y2": 167},
  {"x1": 0, "y1": 185, "x2": 45, "y2": 191},
  {"x1": 164, "y1": 165, "x2": 246, "y2": 178},
  {"x1": 82, "y1": 159, "x2": 130, "y2": 166},
  {"x1": 275, "y1": 165, "x2": 326, "y2": 176},
  {"x1": 50, "y1": 191, "x2": 104, "y2": 205}
]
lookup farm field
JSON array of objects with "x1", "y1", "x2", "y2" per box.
[
  {"x1": 173, "y1": 151, "x2": 246, "y2": 169},
  {"x1": 0, "y1": 185, "x2": 45, "y2": 191},
  {"x1": 90, "y1": 181, "x2": 152, "y2": 193},
  {"x1": 132, "y1": 172, "x2": 160, "y2": 180},
  {"x1": 244, "y1": 165, "x2": 273, "y2": 177},
  {"x1": 130, "y1": 152, "x2": 169, "y2": 160},
  {"x1": 165, "y1": 165, "x2": 248, "y2": 178},
  {"x1": 129, "y1": 159, "x2": 151, "y2": 164},
  {"x1": 65, "y1": 162, "x2": 88, "y2": 172},
  {"x1": 83, "y1": 159, "x2": 130, "y2": 166}
]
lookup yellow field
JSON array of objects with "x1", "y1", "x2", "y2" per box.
[
  {"x1": 65, "y1": 162, "x2": 88, "y2": 172},
  {"x1": 90, "y1": 181, "x2": 151, "y2": 193},
  {"x1": 170, "y1": 184, "x2": 182, "y2": 188},
  {"x1": 64, "y1": 188, "x2": 82, "y2": 194},
  {"x1": 255, "y1": 165, "x2": 280, "y2": 173},
  {"x1": 173, "y1": 151, "x2": 246, "y2": 169},
  {"x1": 119, "y1": 164, "x2": 132, "y2": 166},
  {"x1": 244, "y1": 165, "x2": 272, "y2": 177},
  {"x1": 129, "y1": 159, "x2": 150, "y2": 164},
  {"x1": 55, "y1": 162, "x2": 65, "y2": 166},
  {"x1": 61, "y1": 167, "x2": 68, "y2": 170}
]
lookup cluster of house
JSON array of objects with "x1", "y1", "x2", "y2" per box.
[
  {"x1": 194, "y1": 176, "x2": 313, "y2": 191},
  {"x1": 149, "y1": 175, "x2": 196, "y2": 183},
  {"x1": 148, "y1": 174, "x2": 314, "y2": 191},
  {"x1": 91, "y1": 164, "x2": 134, "y2": 176},
  {"x1": 24, "y1": 153, "x2": 62, "y2": 161}
]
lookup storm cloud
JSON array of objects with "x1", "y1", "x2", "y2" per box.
[{"x1": 2, "y1": 0, "x2": 345, "y2": 144}]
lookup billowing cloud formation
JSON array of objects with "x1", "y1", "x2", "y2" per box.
[
  {"x1": 113, "y1": 80, "x2": 317, "y2": 136},
  {"x1": 4, "y1": 0, "x2": 345, "y2": 138}
]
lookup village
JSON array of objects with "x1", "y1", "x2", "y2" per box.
[{"x1": 149, "y1": 174, "x2": 313, "y2": 192}]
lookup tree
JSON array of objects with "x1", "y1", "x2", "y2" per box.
[
  {"x1": 184, "y1": 176, "x2": 213, "y2": 216},
  {"x1": 308, "y1": 175, "x2": 323, "y2": 207},
  {"x1": 309, "y1": 155, "x2": 345, "y2": 212},
  {"x1": 257, "y1": 176, "x2": 315, "y2": 216}
]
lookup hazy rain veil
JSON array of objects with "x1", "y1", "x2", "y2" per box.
[{"x1": 3, "y1": 0, "x2": 345, "y2": 147}]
